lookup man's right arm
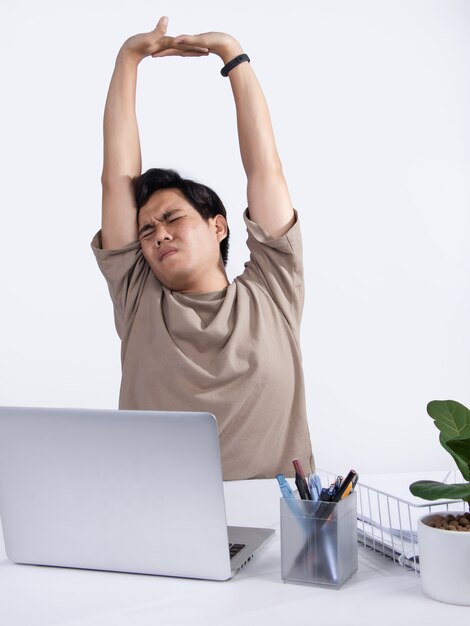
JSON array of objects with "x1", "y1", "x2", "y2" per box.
[
  {"x1": 101, "y1": 50, "x2": 141, "y2": 250},
  {"x1": 100, "y1": 16, "x2": 209, "y2": 250}
]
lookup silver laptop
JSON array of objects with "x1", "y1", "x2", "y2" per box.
[{"x1": 0, "y1": 406, "x2": 274, "y2": 580}]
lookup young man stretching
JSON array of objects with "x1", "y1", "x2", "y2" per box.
[{"x1": 92, "y1": 17, "x2": 314, "y2": 480}]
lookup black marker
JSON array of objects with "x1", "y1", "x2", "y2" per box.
[{"x1": 293, "y1": 458, "x2": 311, "y2": 500}]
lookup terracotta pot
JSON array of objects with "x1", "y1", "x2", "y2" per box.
[{"x1": 418, "y1": 512, "x2": 470, "y2": 605}]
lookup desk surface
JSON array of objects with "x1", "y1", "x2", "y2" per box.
[{"x1": 1, "y1": 479, "x2": 468, "y2": 626}]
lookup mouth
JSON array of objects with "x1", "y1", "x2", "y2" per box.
[{"x1": 158, "y1": 247, "x2": 178, "y2": 262}]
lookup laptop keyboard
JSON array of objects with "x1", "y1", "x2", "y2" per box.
[{"x1": 229, "y1": 543, "x2": 246, "y2": 559}]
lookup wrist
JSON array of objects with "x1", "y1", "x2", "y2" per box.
[
  {"x1": 118, "y1": 45, "x2": 144, "y2": 66},
  {"x1": 218, "y1": 41, "x2": 244, "y2": 65}
]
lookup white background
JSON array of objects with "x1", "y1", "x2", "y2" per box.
[{"x1": 0, "y1": 0, "x2": 469, "y2": 475}]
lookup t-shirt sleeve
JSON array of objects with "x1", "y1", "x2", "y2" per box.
[
  {"x1": 90, "y1": 231, "x2": 152, "y2": 339},
  {"x1": 241, "y1": 209, "x2": 304, "y2": 329}
]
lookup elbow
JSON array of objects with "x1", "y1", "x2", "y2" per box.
[
  {"x1": 101, "y1": 172, "x2": 136, "y2": 190},
  {"x1": 246, "y1": 162, "x2": 285, "y2": 183},
  {"x1": 245, "y1": 156, "x2": 284, "y2": 179}
]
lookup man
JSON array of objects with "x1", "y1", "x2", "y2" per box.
[{"x1": 92, "y1": 16, "x2": 314, "y2": 480}]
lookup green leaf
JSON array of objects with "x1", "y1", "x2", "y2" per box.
[
  {"x1": 427, "y1": 400, "x2": 470, "y2": 480},
  {"x1": 445, "y1": 438, "x2": 470, "y2": 477},
  {"x1": 410, "y1": 480, "x2": 470, "y2": 502}
]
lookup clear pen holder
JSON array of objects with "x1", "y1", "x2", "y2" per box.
[{"x1": 280, "y1": 492, "x2": 358, "y2": 588}]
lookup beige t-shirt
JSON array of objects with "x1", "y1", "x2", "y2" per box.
[{"x1": 91, "y1": 211, "x2": 314, "y2": 480}]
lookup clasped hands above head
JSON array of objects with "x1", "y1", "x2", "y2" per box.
[{"x1": 121, "y1": 16, "x2": 243, "y2": 64}]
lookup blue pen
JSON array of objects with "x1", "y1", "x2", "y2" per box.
[
  {"x1": 307, "y1": 473, "x2": 322, "y2": 501},
  {"x1": 276, "y1": 474, "x2": 295, "y2": 499},
  {"x1": 277, "y1": 474, "x2": 309, "y2": 534}
]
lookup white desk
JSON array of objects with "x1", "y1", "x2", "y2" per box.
[{"x1": 1, "y1": 479, "x2": 468, "y2": 625}]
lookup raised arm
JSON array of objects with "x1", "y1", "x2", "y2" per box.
[
  {"x1": 101, "y1": 17, "x2": 208, "y2": 249},
  {"x1": 101, "y1": 46, "x2": 141, "y2": 250},
  {"x1": 175, "y1": 33, "x2": 294, "y2": 238}
]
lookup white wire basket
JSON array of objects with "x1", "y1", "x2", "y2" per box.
[{"x1": 318, "y1": 469, "x2": 468, "y2": 573}]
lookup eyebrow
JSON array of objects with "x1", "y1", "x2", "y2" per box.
[{"x1": 138, "y1": 209, "x2": 181, "y2": 237}]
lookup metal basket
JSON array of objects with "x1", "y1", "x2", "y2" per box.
[{"x1": 318, "y1": 469, "x2": 467, "y2": 573}]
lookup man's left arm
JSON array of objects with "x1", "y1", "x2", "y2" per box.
[
  {"x1": 222, "y1": 41, "x2": 295, "y2": 239},
  {"x1": 174, "y1": 32, "x2": 295, "y2": 238}
]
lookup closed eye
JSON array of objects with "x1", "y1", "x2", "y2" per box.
[
  {"x1": 138, "y1": 225, "x2": 155, "y2": 239},
  {"x1": 138, "y1": 211, "x2": 183, "y2": 239}
]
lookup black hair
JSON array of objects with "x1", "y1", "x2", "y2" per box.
[{"x1": 134, "y1": 168, "x2": 230, "y2": 266}]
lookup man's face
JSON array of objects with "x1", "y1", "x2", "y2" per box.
[{"x1": 138, "y1": 188, "x2": 227, "y2": 293}]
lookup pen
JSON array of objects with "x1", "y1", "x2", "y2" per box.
[
  {"x1": 279, "y1": 476, "x2": 310, "y2": 538},
  {"x1": 341, "y1": 471, "x2": 358, "y2": 500},
  {"x1": 333, "y1": 469, "x2": 358, "y2": 502},
  {"x1": 319, "y1": 483, "x2": 337, "y2": 502},
  {"x1": 307, "y1": 473, "x2": 322, "y2": 501},
  {"x1": 293, "y1": 458, "x2": 311, "y2": 500},
  {"x1": 276, "y1": 474, "x2": 295, "y2": 499}
]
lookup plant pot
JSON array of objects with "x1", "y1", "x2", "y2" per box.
[{"x1": 418, "y1": 512, "x2": 470, "y2": 605}]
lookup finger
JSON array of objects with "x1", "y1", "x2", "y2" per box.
[
  {"x1": 151, "y1": 48, "x2": 177, "y2": 57},
  {"x1": 152, "y1": 48, "x2": 189, "y2": 57},
  {"x1": 152, "y1": 35, "x2": 207, "y2": 54},
  {"x1": 174, "y1": 35, "x2": 196, "y2": 45},
  {"x1": 165, "y1": 39, "x2": 209, "y2": 53},
  {"x1": 155, "y1": 15, "x2": 169, "y2": 35},
  {"x1": 173, "y1": 39, "x2": 209, "y2": 53},
  {"x1": 180, "y1": 50, "x2": 210, "y2": 57},
  {"x1": 151, "y1": 49, "x2": 209, "y2": 58},
  {"x1": 178, "y1": 45, "x2": 210, "y2": 53}
]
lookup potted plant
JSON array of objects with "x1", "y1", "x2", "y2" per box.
[{"x1": 409, "y1": 399, "x2": 470, "y2": 605}]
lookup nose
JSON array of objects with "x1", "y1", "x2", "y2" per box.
[{"x1": 154, "y1": 223, "x2": 173, "y2": 246}]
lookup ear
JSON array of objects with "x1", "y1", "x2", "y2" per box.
[{"x1": 214, "y1": 214, "x2": 228, "y2": 242}]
